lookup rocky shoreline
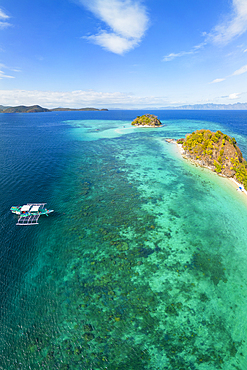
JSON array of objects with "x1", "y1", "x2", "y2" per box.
[{"x1": 165, "y1": 137, "x2": 247, "y2": 195}]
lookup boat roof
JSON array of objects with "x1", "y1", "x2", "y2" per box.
[
  {"x1": 30, "y1": 205, "x2": 40, "y2": 212},
  {"x1": 21, "y1": 205, "x2": 31, "y2": 212},
  {"x1": 20, "y1": 203, "x2": 46, "y2": 212}
]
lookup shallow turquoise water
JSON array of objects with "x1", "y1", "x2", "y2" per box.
[{"x1": 1, "y1": 112, "x2": 247, "y2": 369}]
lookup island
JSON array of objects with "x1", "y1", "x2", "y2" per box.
[
  {"x1": 131, "y1": 114, "x2": 162, "y2": 127},
  {"x1": 176, "y1": 129, "x2": 247, "y2": 189},
  {"x1": 0, "y1": 105, "x2": 108, "y2": 113}
]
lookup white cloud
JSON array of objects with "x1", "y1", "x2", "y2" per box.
[
  {"x1": 163, "y1": 51, "x2": 194, "y2": 62},
  {"x1": 0, "y1": 9, "x2": 9, "y2": 20},
  {"x1": 0, "y1": 89, "x2": 172, "y2": 109},
  {"x1": 0, "y1": 8, "x2": 11, "y2": 29},
  {"x1": 210, "y1": 63, "x2": 247, "y2": 84},
  {"x1": 80, "y1": 0, "x2": 149, "y2": 54},
  {"x1": 229, "y1": 92, "x2": 240, "y2": 99},
  {"x1": 232, "y1": 64, "x2": 247, "y2": 75},
  {"x1": 0, "y1": 64, "x2": 16, "y2": 79},
  {"x1": 163, "y1": 42, "x2": 206, "y2": 62},
  {"x1": 210, "y1": 78, "x2": 226, "y2": 84},
  {"x1": 0, "y1": 89, "x2": 246, "y2": 109},
  {"x1": 164, "y1": 0, "x2": 247, "y2": 62},
  {"x1": 209, "y1": 0, "x2": 247, "y2": 44},
  {"x1": 0, "y1": 71, "x2": 14, "y2": 79},
  {"x1": 86, "y1": 31, "x2": 139, "y2": 54}
]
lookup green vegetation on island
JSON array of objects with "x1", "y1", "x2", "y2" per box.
[
  {"x1": 131, "y1": 114, "x2": 162, "y2": 127},
  {"x1": 177, "y1": 129, "x2": 247, "y2": 188},
  {"x1": 2, "y1": 105, "x2": 50, "y2": 113},
  {"x1": 0, "y1": 105, "x2": 108, "y2": 113}
]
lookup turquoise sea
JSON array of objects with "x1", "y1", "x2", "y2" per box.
[{"x1": 1, "y1": 110, "x2": 247, "y2": 369}]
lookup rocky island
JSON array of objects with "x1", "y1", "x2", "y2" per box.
[
  {"x1": 177, "y1": 129, "x2": 247, "y2": 189},
  {"x1": 131, "y1": 114, "x2": 162, "y2": 127}
]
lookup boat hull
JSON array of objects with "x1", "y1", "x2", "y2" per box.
[
  {"x1": 10, "y1": 206, "x2": 21, "y2": 215},
  {"x1": 10, "y1": 204, "x2": 54, "y2": 218}
]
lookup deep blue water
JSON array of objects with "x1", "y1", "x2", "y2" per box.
[{"x1": 1, "y1": 110, "x2": 247, "y2": 370}]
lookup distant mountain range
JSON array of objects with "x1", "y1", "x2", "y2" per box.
[
  {"x1": 0, "y1": 105, "x2": 108, "y2": 113},
  {"x1": 163, "y1": 103, "x2": 247, "y2": 110}
]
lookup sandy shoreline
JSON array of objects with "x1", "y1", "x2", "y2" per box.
[
  {"x1": 229, "y1": 177, "x2": 247, "y2": 196},
  {"x1": 133, "y1": 125, "x2": 165, "y2": 128},
  {"x1": 166, "y1": 139, "x2": 247, "y2": 198}
]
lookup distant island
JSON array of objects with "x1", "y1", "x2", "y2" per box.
[
  {"x1": 162, "y1": 103, "x2": 247, "y2": 110},
  {"x1": 0, "y1": 105, "x2": 108, "y2": 113},
  {"x1": 131, "y1": 114, "x2": 162, "y2": 127},
  {"x1": 176, "y1": 129, "x2": 247, "y2": 188}
]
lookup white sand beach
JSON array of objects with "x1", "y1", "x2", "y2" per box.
[{"x1": 172, "y1": 139, "x2": 247, "y2": 198}]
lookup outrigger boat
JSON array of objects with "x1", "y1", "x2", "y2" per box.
[{"x1": 10, "y1": 203, "x2": 54, "y2": 225}]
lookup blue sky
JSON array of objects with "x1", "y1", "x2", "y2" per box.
[{"x1": 0, "y1": 0, "x2": 247, "y2": 108}]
